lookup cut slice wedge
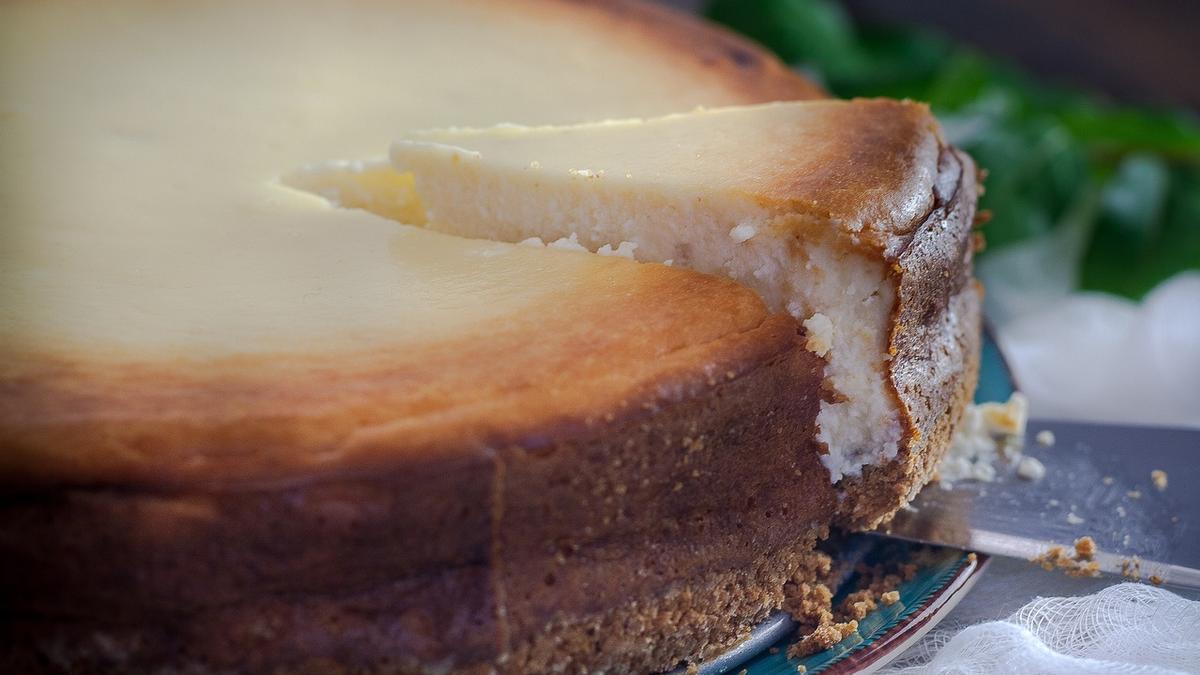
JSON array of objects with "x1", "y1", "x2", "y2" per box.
[{"x1": 385, "y1": 99, "x2": 982, "y2": 525}]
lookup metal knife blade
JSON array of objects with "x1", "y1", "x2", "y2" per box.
[{"x1": 880, "y1": 418, "x2": 1200, "y2": 590}]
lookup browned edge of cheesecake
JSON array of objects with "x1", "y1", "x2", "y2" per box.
[{"x1": 836, "y1": 145, "x2": 982, "y2": 530}]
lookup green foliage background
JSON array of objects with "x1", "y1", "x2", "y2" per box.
[{"x1": 708, "y1": 0, "x2": 1200, "y2": 299}]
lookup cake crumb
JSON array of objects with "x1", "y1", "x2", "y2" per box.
[
  {"x1": 1035, "y1": 430, "x2": 1056, "y2": 446},
  {"x1": 1032, "y1": 545, "x2": 1065, "y2": 571},
  {"x1": 967, "y1": 552, "x2": 977, "y2": 563},
  {"x1": 796, "y1": 666, "x2": 807, "y2": 673},
  {"x1": 1031, "y1": 539, "x2": 1101, "y2": 578},
  {"x1": 1151, "y1": 470, "x2": 1168, "y2": 491},
  {"x1": 840, "y1": 591, "x2": 876, "y2": 620},
  {"x1": 737, "y1": 669, "x2": 747, "y2": 675},
  {"x1": 788, "y1": 620, "x2": 857, "y2": 659},
  {"x1": 783, "y1": 550, "x2": 914, "y2": 659},
  {"x1": 1149, "y1": 574, "x2": 1164, "y2": 586},
  {"x1": 685, "y1": 663, "x2": 699, "y2": 675},
  {"x1": 1066, "y1": 512, "x2": 1085, "y2": 525},
  {"x1": 729, "y1": 222, "x2": 757, "y2": 243},
  {"x1": 1073, "y1": 536, "x2": 1096, "y2": 561},
  {"x1": 802, "y1": 313, "x2": 833, "y2": 358},
  {"x1": 1102, "y1": 476, "x2": 1115, "y2": 486},
  {"x1": 1016, "y1": 456, "x2": 1046, "y2": 481},
  {"x1": 1116, "y1": 505, "x2": 1127, "y2": 518},
  {"x1": 880, "y1": 590, "x2": 900, "y2": 606},
  {"x1": 1127, "y1": 490, "x2": 1142, "y2": 500},
  {"x1": 939, "y1": 393, "x2": 1028, "y2": 486},
  {"x1": 979, "y1": 394, "x2": 1027, "y2": 435},
  {"x1": 1120, "y1": 556, "x2": 1142, "y2": 581}
]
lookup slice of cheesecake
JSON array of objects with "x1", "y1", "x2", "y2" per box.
[{"x1": 383, "y1": 99, "x2": 981, "y2": 527}]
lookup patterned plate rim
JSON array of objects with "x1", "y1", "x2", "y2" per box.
[{"x1": 822, "y1": 551, "x2": 990, "y2": 674}]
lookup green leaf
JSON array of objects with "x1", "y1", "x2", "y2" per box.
[
  {"x1": 924, "y1": 52, "x2": 997, "y2": 112},
  {"x1": 1059, "y1": 105, "x2": 1200, "y2": 161},
  {"x1": 827, "y1": 27, "x2": 954, "y2": 99},
  {"x1": 706, "y1": 0, "x2": 860, "y2": 70},
  {"x1": 1081, "y1": 157, "x2": 1200, "y2": 298}
]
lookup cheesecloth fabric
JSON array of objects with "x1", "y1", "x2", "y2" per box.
[{"x1": 885, "y1": 583, "x2": 1200, "y2": 674}]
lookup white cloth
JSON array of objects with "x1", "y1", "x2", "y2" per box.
[
  {"x1": 887, "y1": 583, "x2": 1200, "y2": 674},
  {"x1": 900, "y1": 267, "x2": 1200, "y2": 672},
  {"x1": 982, "y1": 261, "x2": 1200, "y2": 429}
]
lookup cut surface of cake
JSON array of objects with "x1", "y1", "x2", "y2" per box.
[
  {"x1": 380, "y1": 99, "x2": 982, "y2": 526},
  {"x1": 0, "y1": 0, "x2": 977, "y2": 673}
]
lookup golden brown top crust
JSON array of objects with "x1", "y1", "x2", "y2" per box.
[
  {"x1": 0, "y1": 0, "x2": 824, "y2": 490},
  {"x1": 753, "y1": 99, "x2": 944, "y2": 253},
  {"x1": 536, "y1": 0, "x2": 826, "y2": 103},
  {"x1": 0, "y1": 262, "x2": 804, "y2": 490}
]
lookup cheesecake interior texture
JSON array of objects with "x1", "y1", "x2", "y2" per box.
[
  {"x1": 307, "y1": 99, "x2": 982, "y2": 525},
  {"x1": 382, "y1": 100, "x2": 946, "y2": 485},
  {"x1": 0, "y1": 0, "x2": 978, "y2": 673}
]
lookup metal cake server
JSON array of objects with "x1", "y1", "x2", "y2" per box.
[{"x1": 882, "y1": 418, "x2": 1200, "y2": 590}]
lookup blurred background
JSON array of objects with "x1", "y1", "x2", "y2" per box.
[{"x1": 667, "y1": 0, "x2": 1200, "y2": 427}]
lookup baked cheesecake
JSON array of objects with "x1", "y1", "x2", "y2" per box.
[
  {"x1": 380, "y1": 98, "x2": 981, "y2": 527},
  {"x1": 0, "y1": 0, "x2": 978, "y2": 673}
]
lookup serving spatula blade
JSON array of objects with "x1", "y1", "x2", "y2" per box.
[{"x1": 881, "y1": 419, "x2": 1200, "y2": 589}]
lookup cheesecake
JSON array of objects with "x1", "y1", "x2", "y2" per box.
[
  {"x1": 0, "y1": 0, "x2": 978, "y2": 673},
  {"x1": 381, "y1": 99, "x2": 981, "y2": 527}
]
